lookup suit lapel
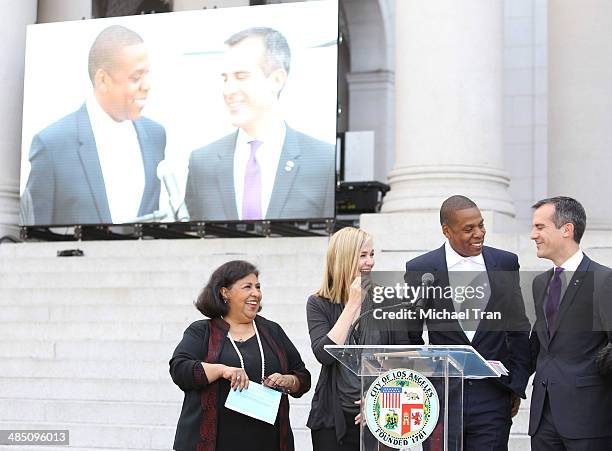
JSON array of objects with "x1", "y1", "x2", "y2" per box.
[
  {"x1": 133, "y1": 120, "x2": 151, "y2": 217},
  {"x1": 76, "y1": 104, "x2": 111, "y2": 223},
  {"x1": 549, "y1": 256, "x2": 590, "y2": 342},
  {"x1": 266, "y1": 126, "x2": 300, "y2": 219},
  {"x1": 216, "y1": 133, "x2": 239, "y2": 220},
  {"x1": 432, "y1": 245, "x2": 471, "y2": 344},
  {"x1": 471, "y1": 247, "x2": 497, "y2": 345}
]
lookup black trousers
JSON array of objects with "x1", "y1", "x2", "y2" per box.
[
  {"x1": 532, "y1": 395, "x2": 612, "y2": 451},
  {"x1": 311, "y1": 411, "x2": 360, "y2": 451}
]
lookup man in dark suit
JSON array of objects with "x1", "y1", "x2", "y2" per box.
[
  {"x1": 404, "y1": 195, "x2": 531, "y2": 451},
  {"x1": 184, "y1": 27, "x2": 334, "y2": 221},
  {"x1": 22, "y1": 25, "x2": 165, "y2": 226},
  {"x1": 529, "y1": 197, "x2": 612, "y2": 450}
]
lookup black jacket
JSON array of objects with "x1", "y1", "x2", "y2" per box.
[{"x1": 529, "y1": 255, "x2": 612, "y2": 438}]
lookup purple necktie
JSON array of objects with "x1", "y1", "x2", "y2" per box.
[
  {"x1": 242, "y1": 140, "x2": 263, "y2": 220},
  {"x1": 545, "y1": 267, "x2": 564, "y2": 335}
]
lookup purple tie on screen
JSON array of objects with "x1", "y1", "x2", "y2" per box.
[
  {"x1": 545, "y1": 267, "x2": 564, "y2": 335},
  {"x1": 242, "y1": 140, "x2": 263, "y2": 220}
]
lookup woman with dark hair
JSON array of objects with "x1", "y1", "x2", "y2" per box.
[{"x1": 170, "y1": 260, "x2": 311, "y2": 451}]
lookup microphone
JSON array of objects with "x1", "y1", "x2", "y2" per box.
[
  {"x1": 413, "y1": 272, "x2": 435, "y2": 312},
  {"x1": 157, "y1": 161, "x2": 189, "y2": 221},
  {"x1": 421, "y1": 272, "x2": 435, "y2": 286},
  {"x1": 346, "y1": 272, "x2": 435, "y2": 345}
]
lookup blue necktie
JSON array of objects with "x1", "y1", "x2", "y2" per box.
[{"x1": 545, "y1": 267, "x2": 564, "y2": 335}]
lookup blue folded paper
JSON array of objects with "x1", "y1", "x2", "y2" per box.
[{"x1": 224, "y1": 381, "x2": 282, "y2": 425}]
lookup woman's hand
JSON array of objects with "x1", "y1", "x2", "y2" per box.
[
  {"x1": 347, "y1": 275, "x2": 366, "y2": 308},
  {"x1": 221, "y1": 365, "x2": 249, "y2": 391},
  {"x1": 263, "y1": 373, "x2": 297, "y2": 393},
  {"x1": 354, "y1": 399, "x2": 362, "y2": 425}
]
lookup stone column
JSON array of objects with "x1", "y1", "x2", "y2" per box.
[
  {"x1": 548, "y1": 0, "x2": 612, "y2": 230},
  {"x1": 381, "y1": 0, "x2": 514, "y2": 222},
  {"x1": 0, "y1": 0, "x2": 37, "y2": 238}
]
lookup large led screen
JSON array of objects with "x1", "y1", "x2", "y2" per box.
[{"x1": 19, "y1": 1, "x2": 338, "y2": 226}]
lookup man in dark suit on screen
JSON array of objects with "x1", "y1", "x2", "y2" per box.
[
  {"x1": 22, "y1": 25, "x2": 165, "y2": 226},
  {"x1": 184, "y1": 27, "x2": 335, "y2": 222},
  {"x1": 404, "y1": 195, "x2": 531, "y2": 451},
  {"x1": 529, "y1": 197, "x2": 612, "y2": 450}
]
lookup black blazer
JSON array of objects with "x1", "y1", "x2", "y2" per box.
[
  {"x1": 529, "y1": 254, "x2": 612, "y2": 438},
  {"x1": 404, "y1": 244, "x2": 532, "y2": 398},
  {"x1": 23, "y1": 103, "x2": 166, "y2": 225},
  {"x1": 184, "y1": 126, "x2": 335, "y2": 221}
]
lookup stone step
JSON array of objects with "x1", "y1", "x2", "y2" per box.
[
  {"x1": 0, "y1": 420, "x2": 178, "y2": 450},
  {"x1": 0, "y1": 252, "x2": 326, "y2": 273},
  {"x1": 0, "y1": 423, "x2": 311, "y2": 451},
  {"x1": 2, "y1": 358, "x2": 170, "y2": 381},
  {"x1": 0, "y1": 377, "x2": 315, "y2": 405},
  {"x1": 0, "y1": 237, "x2": 330, "y2": 259},
  {"x1": 0, "y1": 337, "x2": 318, "y2": 365},
  {"x1": 0, "y1": 270, "x2": 320, "y2": 288},
  {"x1": 0, "y1": 345, "x2": 319, "y2": 375},
  {"x1": 0, "y1": 346, "x2": 320, "y2": 374},
  {"x1": 0, "y1": 448, "x2": 145, "y2": 451},
  {"x1": 0, "y1": 397, "x2": 311, "y2": 428},
  {"x1": 0, "y1": 321, "x2": 313, "y2": 344},
  {"x1": 0, "y1": 423, "x2": 531, "y2": 451},
  {"x1": 0, "y1": 302, "x2": 312, "y2": 323},
  {"x1": 0, "y1": 286, "x2": 317, "y2": 305},
  {"x1": 0, "y1": 378, "x2": 195, "y2": 403}
]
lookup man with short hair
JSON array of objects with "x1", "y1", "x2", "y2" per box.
[
  {"x1": 404, "y1": 195, "x2": 531, "y2": 450},
  {"x1": 184, "y1": 27, "x2": 334, "y2": 221},
  {"x1": 529, "y1": 196, "x2": 612, "y2": 450},
  {"x1": 23, "y1": 25, "x2": 166, "y2": 225}
]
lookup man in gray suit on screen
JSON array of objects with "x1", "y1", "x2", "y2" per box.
[
  {"x1": 22, "y1": 25, "x2": 165, "y2": 226},
  {"x1": 184, "y1": 27, "x2": 335, "y2": 222}
]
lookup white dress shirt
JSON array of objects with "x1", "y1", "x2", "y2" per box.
[
  {"x1": 86, "y1": 96, "x2": 144, "y2": 223},
  {"x1": 233, "y1": 123, "x2": 286, "y2": 220},
  {"x1": 445, "y1": 241, "x2": 489, "y2": 341}
]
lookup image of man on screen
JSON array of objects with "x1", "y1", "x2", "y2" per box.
[
  {"x1": 184, "y1": 27, "x2": 335, "y2": 222},
  {"x1": 22, "y1": 25, "x2": 166, "y2": 226}
]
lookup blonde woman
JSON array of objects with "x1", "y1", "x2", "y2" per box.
[{"x1": 306, "y1": 227, "x2": 424, "y2": 450}]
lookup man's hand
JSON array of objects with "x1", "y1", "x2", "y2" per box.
[{"x1": 511, "y1": 393, "x2": 521, "y2": 418}]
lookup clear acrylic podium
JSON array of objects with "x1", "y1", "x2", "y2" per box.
[{"x1": 325, "y1": 345, "x2": 500, "y2": 451}]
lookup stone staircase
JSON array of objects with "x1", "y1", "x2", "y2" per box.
[{"x1": 0, "y1": 237, "x2": 326, "y2": 451}]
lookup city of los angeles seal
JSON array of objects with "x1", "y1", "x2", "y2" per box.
[{"x1": 364, "y1": 369, "x2": 439, "y2": 449}]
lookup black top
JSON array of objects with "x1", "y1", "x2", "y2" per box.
[
  {"x1": 305, "y1": 294, "x2": 424, "y2": 442},
  {"x1": 216, "y1": 335, "x2": 280, "y2": 451}
]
